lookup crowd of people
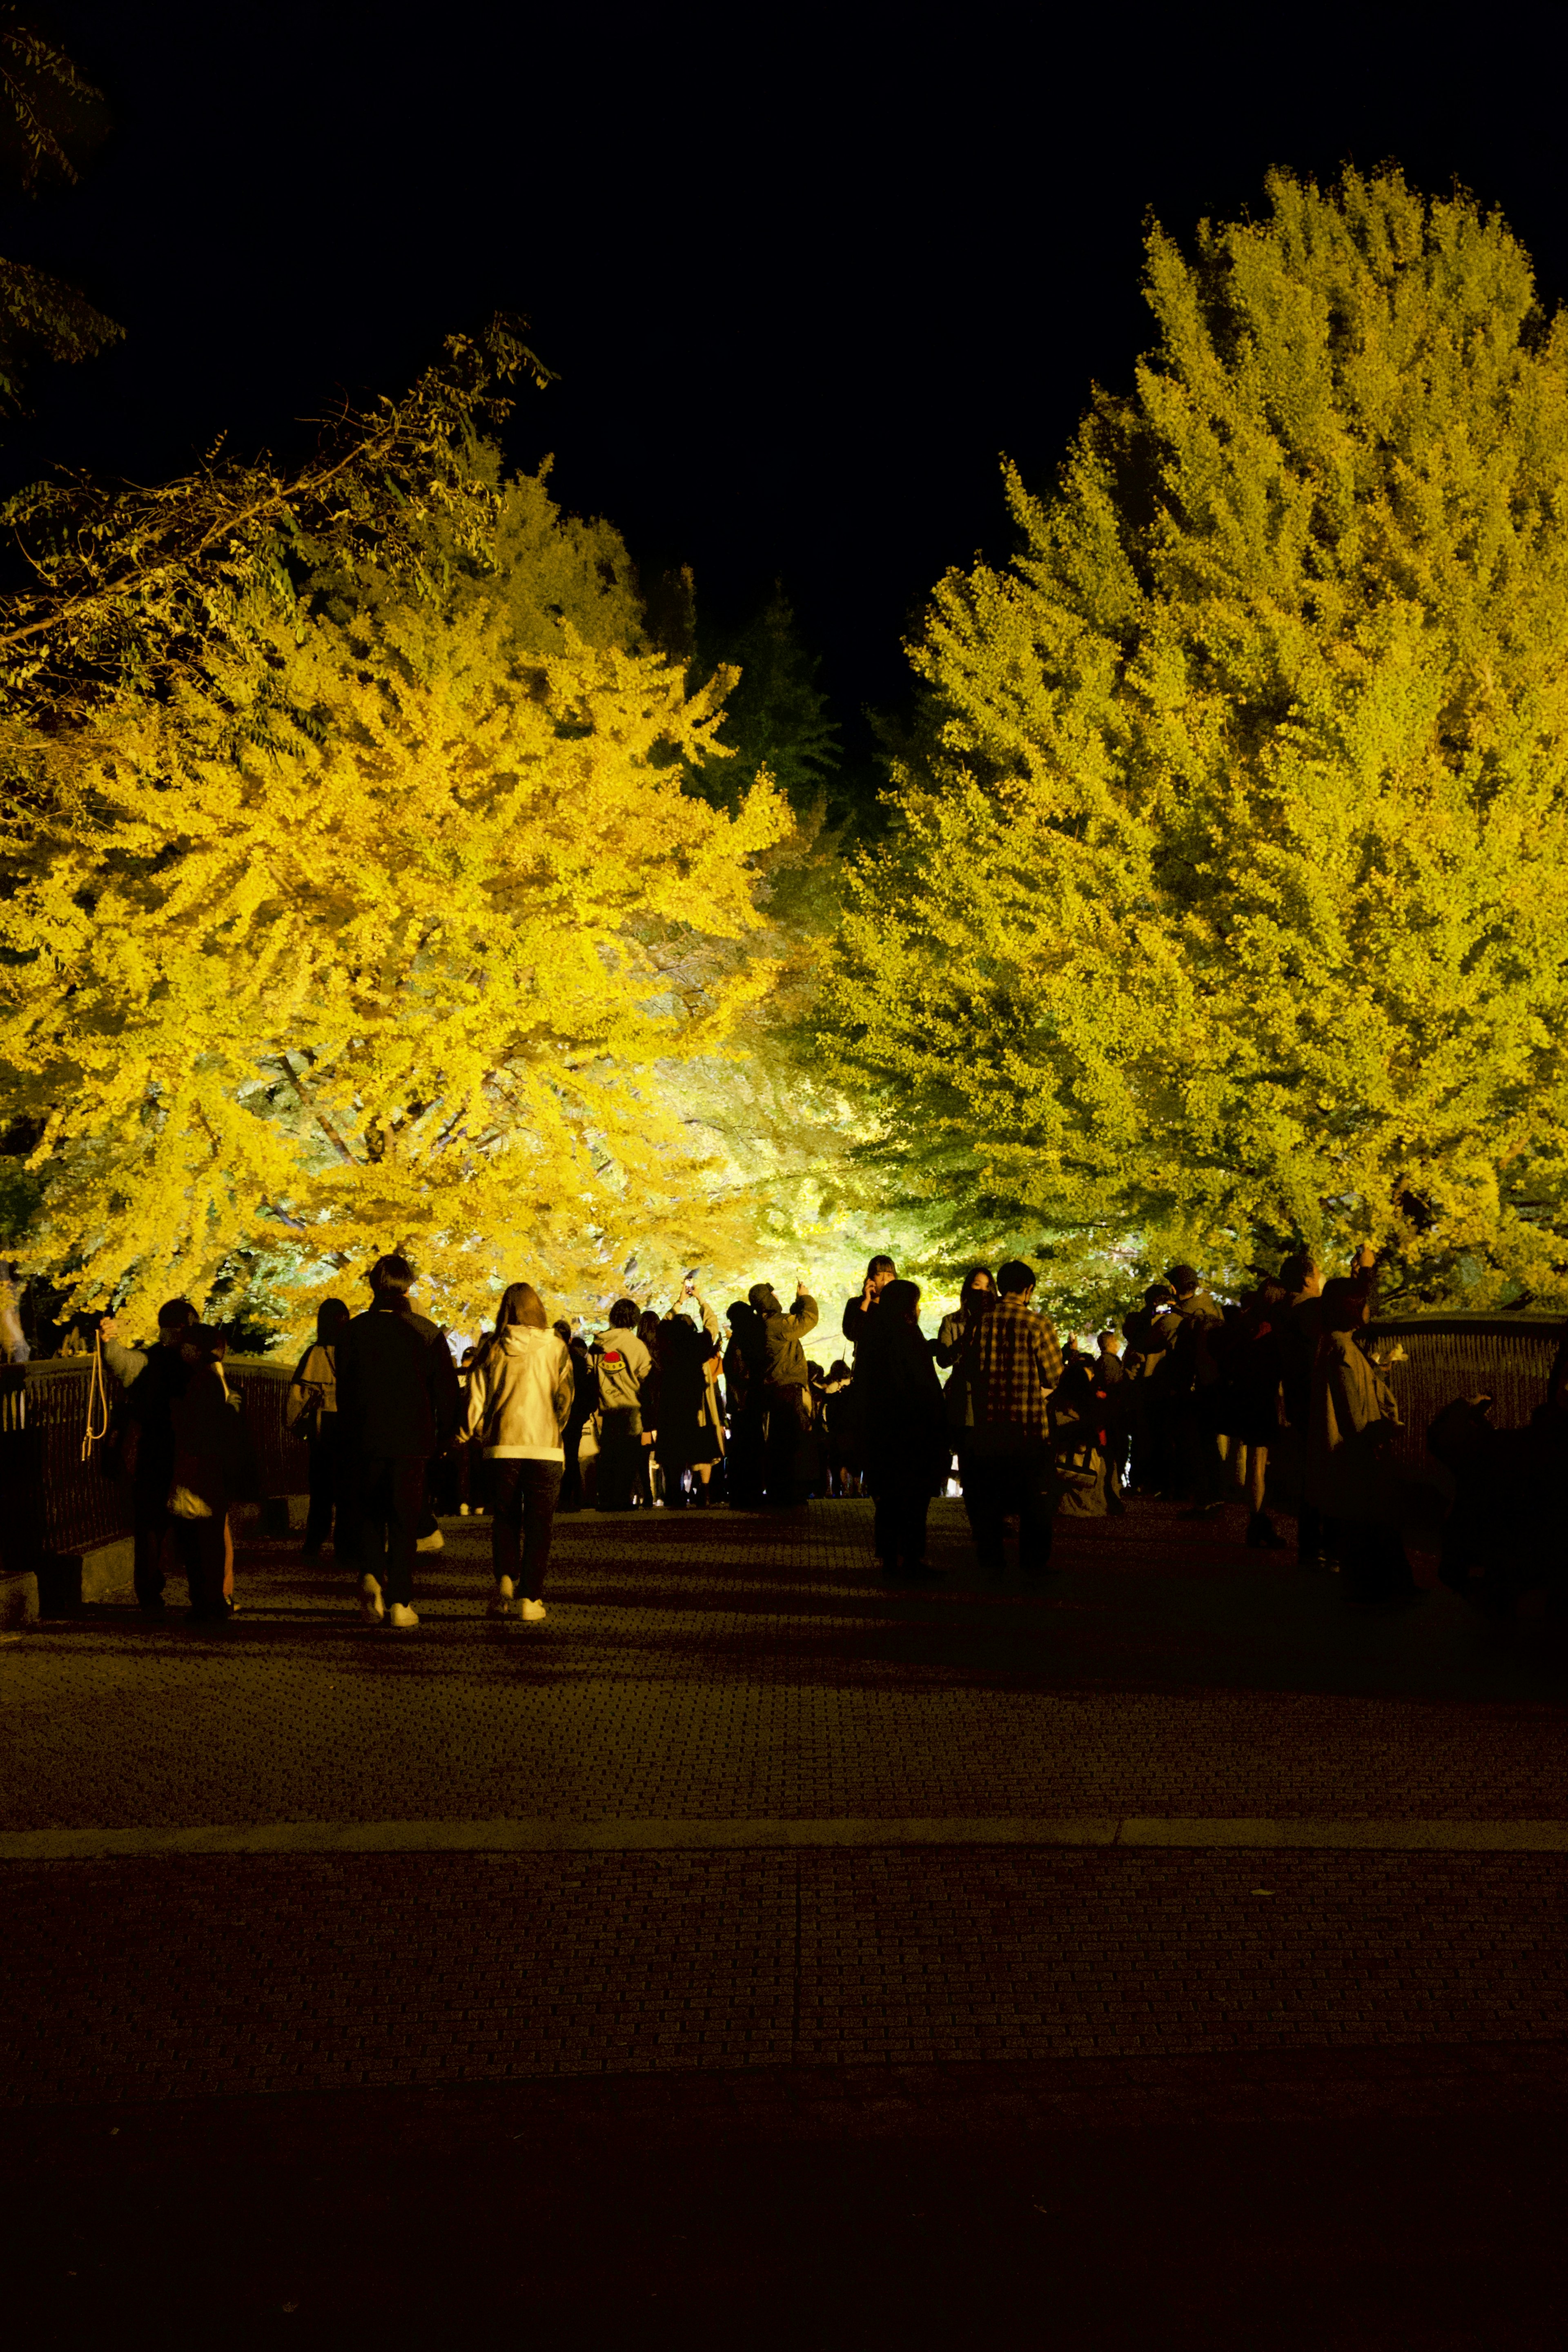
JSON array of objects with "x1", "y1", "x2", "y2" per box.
[{"x1": 90, "y1": 1241, "x2": 1568, "y2": 1627}]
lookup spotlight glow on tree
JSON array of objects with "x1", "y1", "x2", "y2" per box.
[{"x1": 824, "y1": 168, "x2": 1568, "y2": 1312}]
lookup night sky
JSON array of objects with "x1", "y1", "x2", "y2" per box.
[{"x1": 6, "y1": 5, "x2": 1568, "y2": 748}]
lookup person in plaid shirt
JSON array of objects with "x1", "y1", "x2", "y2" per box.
[{"x1": 958, "y1": 1258, "x2": 1063, "y2": 1572}]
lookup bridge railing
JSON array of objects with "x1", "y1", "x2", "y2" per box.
[
  {"x1": 0, "y1": 1354, "x2": 307, "y2": 1576},
  {"x1": 2, "y1": 1316, "x2": 1562, "y2": 1579}
]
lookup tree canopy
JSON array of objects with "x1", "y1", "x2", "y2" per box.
[
  {"x1": 0, "y1": 339, "x2": 795, "y2": 1335},
  {"x1": 823, "y1": 167, "x2": 1568, "y2": 1314}
]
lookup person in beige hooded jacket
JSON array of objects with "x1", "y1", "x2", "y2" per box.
[{"x1": 466, "y1": 1282, "x2": 574, "y2": 1621}]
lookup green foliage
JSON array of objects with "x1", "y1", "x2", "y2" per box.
[
  {"x1": 823, "y1": 167, "x2": 1568, "y2": 1317},
  {"x1": 691, "y1": 588, "x2": 841, "y2": 817}
]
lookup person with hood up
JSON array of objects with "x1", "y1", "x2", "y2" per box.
[
  {"x1": 751, "y1": 1275, "x2": 818, "y2": 1507},
  {"x1": 465, "y1": 1282, "x2": 574, "y2": 1621}
]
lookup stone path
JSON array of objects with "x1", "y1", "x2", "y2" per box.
[{"x1": 4, "y1": 1496, "x2": 1566, "y2": 2343}]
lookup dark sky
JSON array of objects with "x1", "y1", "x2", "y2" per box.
[{"x1": 7, "y1": 4, "x2": 1568, "y2": 747}]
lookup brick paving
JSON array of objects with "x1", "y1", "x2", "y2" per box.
[
  {"x1": 5, "y1": 1497, "x2": 1567, "y2": 2343},
  {"x1": 4, "y1": 1846, "x2": 1566, "y2": 2107},
  {"x1": 3, "y1": 1499, "x2": 1567, "y2": 1835},
  {"x1": 2, "y1": 1495, "x2": 1567, "y2": 2117}
]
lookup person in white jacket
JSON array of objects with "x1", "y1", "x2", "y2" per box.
[{"x1": 465, "y1": 1282, "x2": 574, "y2": 1621}]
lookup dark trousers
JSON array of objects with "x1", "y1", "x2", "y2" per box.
[
  {"x1": 488, "y1": 1459, "x2": 563, "y2": 1597},
  {"x1": 764, "y1": 1384, "x2": 810, "y2": 1507},
  {"x1": 133, "y1": 1488, "x2": 170, "y2": 1606},
  {"x1": 873, "y1": 1474, "x2": 932, "y2": 1573},
  {"x1": 559, "y1": 1422, "x2": 588, "y2": 1513},
  {"x1": 597, "y1": 1408, "x2": 643, "y2": 1512},
  {"x1": 304, "y1": 1418, "x2": 343, "y2": 1552},
  {"x1": 727, "y1": 1405, "x2": 766, "y2": 1507},
  {"x1": 345, "y1": 1454, "x2": 425, "y2": 1606},
  {"x1": 964, "y1": 1443, "x2": 1055, "y2": 1572},
  {"x1": 171, "y1": 1513, "x2": 227, "y2": 1614}
]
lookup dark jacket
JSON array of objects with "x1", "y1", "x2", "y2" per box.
[
  {"x1": 842, "y1": 1295, "x2": 875, "y2": 1354},
  {"x1": 123, "y1": 1345, "x2": 193, "y2": 1498},
  {"x1": 856, "y1": 1310, "x2": 946, "y2": 1489},
  {"x1": 170, "y1": 1366, "x2": 259, "y2": 1513},
  {"x1": 336, "y1": 1301, "x2": 461, "y2": 1458}
]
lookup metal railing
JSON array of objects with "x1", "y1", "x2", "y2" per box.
[
  {"x1": 1365, "y1": 1315, "x2": 1564, "y2": 1469},
  {"x1": 2, "y1": 1317, "x2": 1562, "y2": 1581},
  {"x1": 0, "y1": 1354, "x2": 308, "y2": 1575}
]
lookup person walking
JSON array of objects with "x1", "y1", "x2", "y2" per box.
[
  {"x1": 335, "y1": 1254, "x2": 461, "y2": 1630},
  {"x1": 858, "y1": 1277, "x2": 947, "y2": 1576},
  {"x1": 166, "y1": 1325, "x2": 258, "y2": 1621},
  {"x1": 465, "y1": 1282, "x2": 574, "y2": 1622},
  {"x1": 591, "y1": 1299, "x2": 654, "y2": 1512},
  {"x1": 287, "y1": 1297, "x2": 350, "y2": 1559},
  {"x1": 110, "y1": 1297, "x2": 200, "y2": 1615},
  {"x1": 752, "y1": 1276, "x2": 818, "y2": 1507},
  {"x1": 956, "y1": 1259, "x2": 1063, "y2": 1574}
]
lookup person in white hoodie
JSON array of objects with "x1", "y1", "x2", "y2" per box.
[{"x1": 465, "y1": 1282, "x2": 575, "y2": 1621}]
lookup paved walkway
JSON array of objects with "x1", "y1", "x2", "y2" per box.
[{"x1": 4, "y1": 1497, "x2": 1566, "y2": 2343}]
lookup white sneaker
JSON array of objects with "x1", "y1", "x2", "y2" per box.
[
  {"x1": 358, "y1": 1575, "x2": 385, "y2": 1626},
  {"x1": 519, "y1": 1597, "x2": 547, "y2": 1623},
  {"x1": 388, "y1": 1602, "x2": 419, "y2": 1630},
  {"x1": 487, "y1": 1577, "x2": 514, "y2": 1617},
  {"x1": 416, "y1": 1528, "x2": 444, "y2": 1554}
]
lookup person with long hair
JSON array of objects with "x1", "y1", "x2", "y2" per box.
[
  {"x1": 167, "y1": 1324, "x2": 258, "y2": 1621},
  {"x1": 465, "y1": 1281, "x2": 574, "y2": 1622},
  {"x1": 657, "y1": 1283, "x2": 724, "y2": 1506}
]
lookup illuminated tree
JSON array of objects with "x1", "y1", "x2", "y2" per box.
[
  {"x1": 824, "y1": 168, "x2": 1568, "y2": 1313},
  {"x1": 0, "y1": 382, "x2": 791, "y2": 1333}
]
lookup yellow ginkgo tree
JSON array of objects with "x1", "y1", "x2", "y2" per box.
[
  {"x1": 1, "y1": 457, "x2": 791, "y2": 1334},
  {"x1": 824, "y1": 168, "x2": 1568, "y2": 1315}
]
